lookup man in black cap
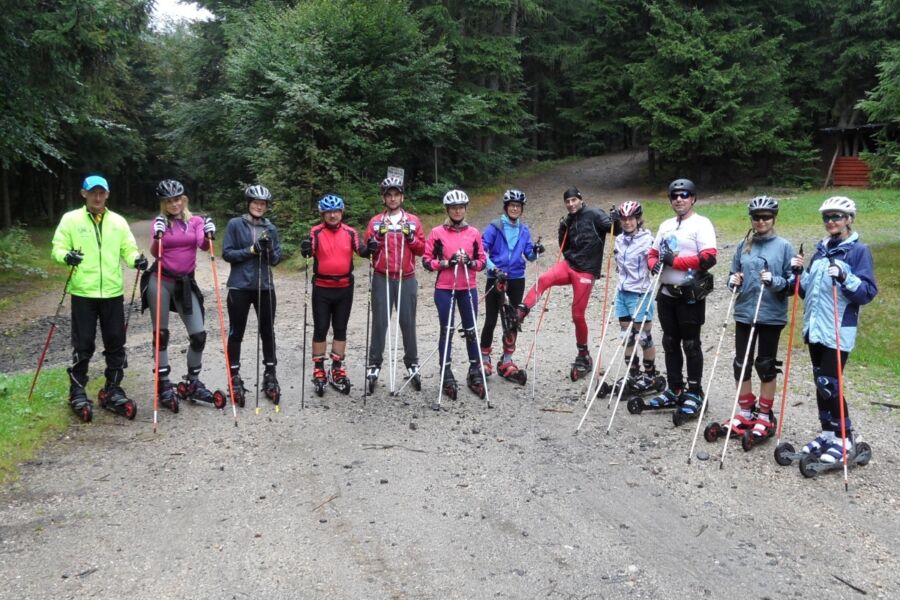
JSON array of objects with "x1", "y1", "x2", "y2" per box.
[{"x1": 516, "y1": 187, "x2": 612, "y2": 381}]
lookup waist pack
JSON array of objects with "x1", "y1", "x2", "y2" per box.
[{"x1": 663, "y1": 270, "x2": 714, "y2": 304}]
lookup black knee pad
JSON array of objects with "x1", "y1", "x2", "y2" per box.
[
  {"x1": 460, "y1": 327, "x2": 477, "y2": 344},
  {"x1": 154, "y1": 328, "x2": 170, "y2": 352},
  {"x1": 733, "y1": 357, "x2": 751, "y2": 381},
  {"x1": 682, "y1": 336, "x2": 702, "y2": 359},
  {"x1": 754, "y1": 356, "x2": 783, "y2": 383},
  {"x1": 661, "y1": 333, "x2": 680, "y2": 354},
  {"x1": 638, "y1": 330, "x2": 653, "y2": 349},
  {"x1": 189, "y1": 331, "x2": 207, "y2": 353}
]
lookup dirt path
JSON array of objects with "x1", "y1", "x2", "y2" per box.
[{"x1": 1, "y1": 152, "x2": 897, "y2": 599}]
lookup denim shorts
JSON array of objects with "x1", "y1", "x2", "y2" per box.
[{"x1": 615, "y1": 289, "x2": 654, "y2": 322}]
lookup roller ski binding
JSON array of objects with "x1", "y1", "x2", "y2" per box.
[
  {"x1": 570, "y1": 345, "x2": 592, "y2": 382},
  {"x1": 69, "y1": 386, "x2": 93, "y2": 423},
  {"x1": 742, "y1": 413, "x2": 777, "y2": 451},
  {"x1": 705, "y1": 412, "x2": 777, "y2": 451},
  {"x1": 498, "y1": 361, "x2": 527, "y2": 385},
  {"x1": 480, "y1": 349, "x2": 493, "y2": 377},
  {"x1": 157, "y1": 379, "x2": 179, "y2": 413},
  {"x1": 328, "y1": 366, "x2": 351, "y2": 395},
  {"x1": 797, "y1": 434, "x2": 872, "y2": 478},
  {"x1": 441, "y1": 367, "x2": 458, "y2": 401},
  {"x1": 405, "y1": 364, "x2": 422, "y2": 392},
  {"x1": 263, "y1": 371, "x2": 281, "y2": 409},
  {"x1": 177, "y1": 375, "x2": 227, "y2": 410},
  {"x1": 230, "y1": 374, "x2": 247, "y2": 408},
  {"x1": 98, "y1": 382, "x2": 137, "y2": 419},
  {"x1": 467, "y1": 366, "x2": 487, "y2": 399},
  {"x1": 628, "y1": 370, "x2": 666, "y2": 395},
  {"x1": 627, "y1": 387, "x2": 679, "y2": 415},
  {"x1": 365, "y1": 365, "x2": 380, "y2": 394},
  {"x1": 312, "y1": 366, "x2": 327, "y2": 397},
  {"x1": 672, "y1": 387, "x2": 704, "y2": 426}
]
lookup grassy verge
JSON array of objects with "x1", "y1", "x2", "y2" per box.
[
  {"x1": 854, "y1": 241, "x2": 899, "y2": 374},
  {"x1": 0, "y1": 368, "x2": 71, "y2": 484}
]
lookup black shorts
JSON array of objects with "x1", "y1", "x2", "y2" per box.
[{"x1": 312, "y1": 285, "x2": 354, "y2": 341}]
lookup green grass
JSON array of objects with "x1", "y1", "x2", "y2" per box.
[
  {"x1": 854, "y1": 241, "x2": 899, "y2": 374},
  {"x1": 0, "y1": 227, "x2": 68, "y2": 312},
  {"x1": 0, "y1": 368, "x2": 72, "y2": 483}
]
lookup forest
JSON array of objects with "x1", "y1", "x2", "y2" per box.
[{"x1": 1, "y1": 0, "x2": 897, "y2": 242}]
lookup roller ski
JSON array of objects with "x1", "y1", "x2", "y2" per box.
[
  {"x1": 404, "y1": 364, "x2": 421, "y2": 392},
  {"x1": 705, "y1": 412, "x2": 777, "y2": 452},
  {"x1": 467, "y1": 365, "x2": 487, "y2": 399},
  {"x1": 177, "y1": 373, "x2": 227, "y2": 409},
  {"x1": 69, "y1": 386, "x2": 93, "y2": 423},
  {"x1": 570, "y1": 345, "x2": 592, "y2": 382},
  {"x1": 157, "y1": 379, "x2": 179, "y2": 413},
  {"x1": 312, "y1": 366, "x2": 327, "y2": 397},
  {"x1": 441, "y1": 367, "x2": 458, "y2": 401},
  {"x1": 497, "y1": 361, "x2": 527, "y2": 385},
  {"x1": 328, "y1": 366, "x2": 351, "y2": 395},
  {"x1": 796, "y1": 434, "x2": 872, "y2": 477},
  {"x1": 671, "y1": 387, "x2": 704, "y2": 427},
  {"x1": 600, "y1": 370, "x2": 665, "y2": 400},
  {"x1": 98, "y1": 382, "x2": 137, "y2": 419},
  {"x1": 365, "y1": 366, "x2": 380, "y2": 394},
  {"x1": 230, "y1": 374, "x2": 247, "y2": 408},
  {"x1": 480, "y1": 349, "x2": 493, "y2": 377},
  {"x1": 627, "y1": 387, "x2": 679, "y2": 415},
  {"x1": 263, "y1": 370, "x2": 281, "y2": 409}
]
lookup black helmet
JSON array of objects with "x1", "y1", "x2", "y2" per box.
[
  {"x1": 156, "y1": 179, "x2": 184, "y2": 199},
  {"x1": 245, "y1": 185, "x2": 272, "y2": 203},
  {"x1": 747, "y1": 195, "x2": 779, "y2": 215},
  {"x1": 563, "y1": 187, "x2": 582, "y2": 201},
  {"x1": 668, "y1": 178, "x2": 696, "y2": 197}
]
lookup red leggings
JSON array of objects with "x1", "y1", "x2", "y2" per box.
[{"x1": 523, "y1": 260, "x2": 595, "y2": 345}]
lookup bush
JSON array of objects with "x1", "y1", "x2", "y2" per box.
[{"x1": 0, "y1": 225, "x2": 47, "y2": 278}]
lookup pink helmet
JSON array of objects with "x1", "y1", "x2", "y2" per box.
[{"x1": 618, "y1": 200, "x2": 643, "y2": 219}]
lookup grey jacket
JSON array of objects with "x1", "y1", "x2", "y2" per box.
[
  {"x1": 615, "y1": 228, "x2": 653, "y2": 293},
  {"x1": 729, "y1": 233, "x2": 795, "y2": 326},
  {"x1": 222, "y1": 215, "x2": 283, "y2": 290}
]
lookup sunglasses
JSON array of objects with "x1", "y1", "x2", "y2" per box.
[
  {"x1": 669, "y1": 191, "x2": 692, "y2": 201},
  {"x1": 822, "y1": 213, "x2": 847, "y2": 223},
  {"x1": 751, "y1": 214, "x2": 775, "y2": 222}
]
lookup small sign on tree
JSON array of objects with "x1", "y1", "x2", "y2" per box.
[{"x1": 386, "y1": 166, "x2": 405, "y2": 185}]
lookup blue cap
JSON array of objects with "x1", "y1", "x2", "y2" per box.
[{"x1": 82, "y1": 176, "x2": 109, "y2": 191}]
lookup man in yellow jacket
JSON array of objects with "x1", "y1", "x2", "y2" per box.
[{"x1": 51, "y1": 175, "x2": 146, "y2": 421}]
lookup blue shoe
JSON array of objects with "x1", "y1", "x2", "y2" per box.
[
  {"x1": 648, "y1": 388, "x2": 679, "y2": 408},
  {"x1": 678, "y1": 390, "x2": 704, "y2": 416}
]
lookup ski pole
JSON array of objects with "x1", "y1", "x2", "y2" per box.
[
  {"x1": 687, "y1": 285, "x2": 739, "y2": 463},
  {"x1": 830, "y1": 258, "x2": 850, "y2": 491},
  {"x1": 390, "y1": 233, "x2": 406, "y2": 393},
  {"x1": 719, "y1": 279, "x2": 767, "y2": 467},
  {"x1": 774, "y1": 244, "x2": 803, "y2": 447},
  {"x1": 463, "y1": 261, "x2": 491, "y2": 409},
  {"x1": 383, "y1": 221, "x2": 394, "y2": 393},
  {"x1": 206, "y1": 236, "x2": 239, "y2": 426},
  {"x1": 153, "y1": 237, "x2": 164, "y2": 433},
  {"x1": 254, "y1": 247, "x2": 263, "y2": 415},
  {"x1": 436, "y1": 263, "x2": 460, "y2": 409},
  {"x1": 362, "y1": 257, "x2": 373, "y2": 406},
  {"x1": 265, "y1": 248, "x2": 279, "y2": 413},
  {"x1": 586, "y1": 229, "x2": 616, "y2": 397},
  {"x1": 27, "y1": 263, "x2": 76, "y2": 402},
  {"x1": 123, "y1": 266, "x2": 141, "y2": 334},
  {"x1": 300, "y1": 257, "x2": 310, "y2": 409},
  {"x1": 393, "y1": 345, "x2": 438, "y2": 397}
]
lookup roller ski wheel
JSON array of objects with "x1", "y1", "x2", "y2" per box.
[
  {"x1": 70, "y1": 390, "x2": 93, "y2": 423},
  {"x1": 157, "y1": 382, "x2": 179, "y2": 414},
  {"x1": 263, "y1": 372, "x2": 281, "y2": 409},
  {"x1": 773, "y1": 442, "x2": 800, "y2": 466},
  {"x1": 328, "y1": 368, "x2": 351, "y2": 395},
  {"x1": 467, "y1": 370, "x2": 486, "y2": 399},
  {"x1": 626, "y1": 396, "x2": 645, "y2": 415},
  {"x1": 799, "y1": 439, "x2": 871, "y2": 478},
  {"x1": 98, "y1": 386, "x2": 137, "y2": 420},
  {"x1": 597, "y1": 381, "x2": 614, "y2": 399},
  {"x1": 743, "y1": 415, "x2": 777, "y2": 451},
  {"x1": 672, "y1": 390, "x2": 704, "y2": 427},
  {"x1": 570, "y1": 351, "x2": 592, "y2": 382},
  {"x1": 497, "y1": 361, "x2": 527, "y2": 385},
  {"x1": 177, "y1": 378, "x2": 227, "y2": 410},
  {"x1": 230, "y1": 375, "x2": 247, "y2": 408},
  {"x1": 441, "y1": 371, "x2": 458, "y2": 401}
]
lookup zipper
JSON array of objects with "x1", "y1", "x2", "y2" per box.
[{"x1": 89, "y1": 211, "x2": 104, "y2": 298}]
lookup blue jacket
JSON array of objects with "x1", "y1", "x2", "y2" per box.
[
  {"x1": 222, "y1": 215, "x2": 283, "y2": 290},
  {"x1": 482, "y1": 216, "x2": 537, "y2": 280},
  {"x1": 729, "y1": 233, "x2": 795, "y2": 326},
  {"x1": 798, "y1": 232, "x2": 877, "y2": 352}
]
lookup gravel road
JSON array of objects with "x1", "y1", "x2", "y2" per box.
[{"x1": 1, "y1": 151, "x2": 897, "y2": 599}]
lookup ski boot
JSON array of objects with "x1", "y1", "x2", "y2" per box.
[
  {"x1": 441, "y1": 367, "x2": 458, "y2": 401},
  {"x1": 405, "y1": 364, "x2": 422, "y2": 392},
  {"x1": 467, "y1": 365, "x2": 487, "y2": 399},
  {"x1": 672, "y1": 387, "x2": 704, "y2": 426},
  {"x1": 263, "y1": 370, "x2": 281, "y2": 409},
  {"x1": 480, "y1": 348, "x2": 493, "y2": 377},
  {"x1": 798, "y1": 434, "x2": 872, "y2": 478},
  {"x1": 627, "y1": 387, "x2": 679, "y2": 415},
  {"x1": 774, "y1": 431, "x2": 831, "y2": 466},
  {"x1": 177, "y1": 374, "x2": 227, "y2": 409},
  {"x1": 312, "y1": 366, "x2": 327, "y2": 397},
  {"x1": 69, "y1": 386, "x2": 93, "y2": 423},
  {"x1": 570, "y1": 345, "x2": 592, "y2": 382},
  {"x1": 627, "y1": 370, "x2": 667, "y2": 395},
  {"x1": 741, "y1": 412, "x2": 777, "y2": 451},
  {"x1": 498, "y1": 360, "x2": 527, "y2": 385},
  {"x1": 704, "y1": 411, "x2": 755, "y2": 444},
  {"x1": 230, "y1": 373, "x2": 247, "y2": 408},
  {"x1": 328, "y1": 366, "x2": 351, "y2": 395},
  {"x1": 365, "y1": 365, "x2": 380, "y2": 394},
  {"x1": 98, "y1": 382, "x2": 137, "y2": 419},
  {"x1": 157, "y1": 379, "x2": 179, "y2": 413}
]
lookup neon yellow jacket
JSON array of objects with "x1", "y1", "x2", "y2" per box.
[{"x1": 51, "y1": 206, "x2": 141, "y2": 298}]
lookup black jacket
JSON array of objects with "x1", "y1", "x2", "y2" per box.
[
  {"x1": 557, "y1": 205, "x2": 611, "y2": 277},
  {"x1": 222, "y1": 215, "x2": 283, "y2": 290}
]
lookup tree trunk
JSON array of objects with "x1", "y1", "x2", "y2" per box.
[{"x1": 2, "y1": 166, "x2": 10, "y2": 229}]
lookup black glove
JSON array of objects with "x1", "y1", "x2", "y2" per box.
[
  {"x1": 252, "y1": 234, "x2": 272, "y2": 255},
  {"x1": 533, "y1": 242, "x2": 545, "y2": 256},
  {"x1": 432, "y1": 239, "x2": 444, "y2": 261},
  {"x1": 660, "y1": 246, "x2": 675, "y2": 267},
  {"x1": 609, "y1": 206, "x2": 621, "y2": 222},
  {"x1": 651, "y1": 260, "x2": 662, "y2": 276},
  {"x1": 133, "y1": 254, "x2": 149, "y2": 271},
  {"x1": 300, "y1": 237, "x2": 313, "y2": 258},
  {"x1": 64, "y1": 250, "x2": 83, "y2": 266},
  {"x1": 495, "y1": 270, "x2": 508, "y2": 283},
  {"x1": 366, "y1": 238, "x2": 379, "y2": 255}
]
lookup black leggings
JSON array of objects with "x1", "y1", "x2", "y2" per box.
[
  {"x1": 227, "y1": 288, "x2": 277, "y2": 373},
  {"x1": 656, "y1": 293, "x2": 705, "y2": 390},
  {"x1": 69, "y1": 295, "x2": 126, "y2": 387},
  {"x1": 733, "y1": 322, "x2": 784, "y2": 381},
  {"x1": 479, "y1": 277, "x2": 525, "y2": 349},
  {"x1": 808, "y1": 341, "x2": 851, "y2": 432},
  {"x1": 312, "y1": 285, "x2": 353, "y2": 342}
]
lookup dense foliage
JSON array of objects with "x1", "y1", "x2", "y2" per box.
[{"x1": 2, "y1": 0, "x2": 897, "y2": 235}]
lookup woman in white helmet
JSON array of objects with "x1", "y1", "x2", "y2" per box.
[{"x1": 789, "y1": 196, "x2": 878, "y2": 464}]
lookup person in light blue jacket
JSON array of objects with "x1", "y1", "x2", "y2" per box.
[
  {"x1": 479, "y1": 190, "x2": 544, "y2": 383},
  {"x1": 791, "y1": 196, "x2": 878, "y2": 463},
  {"x1": 725, "y1": 196, "x2": 795, "y2": 439}
]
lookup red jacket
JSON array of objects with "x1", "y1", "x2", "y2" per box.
[
  {"x1": 309, "y1": 222, "x2": 363, "y2": 288},
  {"x1": 363, "y1": 209, "x2": 425, "y2": 279},
  {"x1": 422, "y1": 220, "x2": 486, "y2": 290}
]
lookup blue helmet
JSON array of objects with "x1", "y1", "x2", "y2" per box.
[{"x1": 318, "y1": 194, "x2": 345, "y2": 212}]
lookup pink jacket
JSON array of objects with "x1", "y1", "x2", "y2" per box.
[
  {"x1": 422, "y1": 221, "x2": 486, "y2": 290},
  {"x1": 150, "y1": 215, "x2": 209, "y2": 276},
  {"x1": 363, "y1": 209, "x2": 426, "y2": 279}
]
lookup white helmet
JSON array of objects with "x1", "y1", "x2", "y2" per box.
[
  {"x1": 442, "y1": 189, "x2": 469, "y2": 206},
  {"x1": 819, "y1": 196, "x2": 856, "y2": 217}
]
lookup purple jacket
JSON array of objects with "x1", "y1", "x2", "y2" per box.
[{"x1": 150, "y1": 215, "x2": 210, "y2": 276}]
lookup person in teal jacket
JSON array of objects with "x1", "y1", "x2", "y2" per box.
[{"x1": 51, "y1": 175, "x2": 146, "y2": 421}]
